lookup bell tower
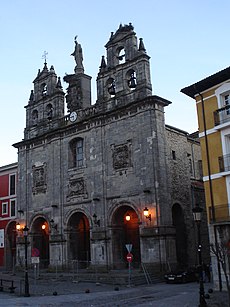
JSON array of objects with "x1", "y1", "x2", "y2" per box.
[
  {"x1": 24, "y1": 61, "x2": 65, "y2": 140},
  {"x1": 96, "y1": 23, "x2": 152, "y2": 109}
]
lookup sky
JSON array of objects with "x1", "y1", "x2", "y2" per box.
[{"x1": 1, "y1": 0, "x2": 230, "y2": 167}]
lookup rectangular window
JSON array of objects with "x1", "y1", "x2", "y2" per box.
[
  {"x1": 9, "y1": 174, "x2": 16, "y2": 195},
  {"x1": 189, "y1": 158, "x2": 193, "y2": 176},
  {"x1": 76, "y1": 139, "x2": 83, "y2": 167},
  {"x1": 10, "y1": 199, "x2": 16, "y2": 217},
  {"x1": 172, "y1": 150, "x2": 176, "y2": 160},
  {"x1": 198, "y1": 160, "x2": 203, "y2": 179},
  {"x1": 224, "y1": 94, "x2": 230, "y2": 115},
  {"x1": 0, "y1": 229, "x2": 4, "y2": 248},
  {"x1": 2, "y1": 202, "x2": 8, "y2": 215}
]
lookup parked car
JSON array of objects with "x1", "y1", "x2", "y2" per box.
[{"x1": 164, "y1": 267, "x2": 198, "y2": 283}]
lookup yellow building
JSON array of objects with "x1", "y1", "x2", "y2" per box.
[{"x1": 181, "y1": 66, "x2": 230, "y2": 290}]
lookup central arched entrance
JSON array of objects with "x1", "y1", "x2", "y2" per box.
[
  {"x1": 31, "y1": 217, "x2": 49, "y2": 268},
  {"x1": 112, "y1": 205, "x2": 140, "y2": 268},
  {"x1": 68, "y1": 212, "x2": 90, "y2": 268}
]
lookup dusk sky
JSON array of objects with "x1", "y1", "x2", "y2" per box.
[{"x1": 1, "y1": 0, "x2": 229, "y2": 166}]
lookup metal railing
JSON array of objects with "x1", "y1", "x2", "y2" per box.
[
  {"x1": 214, "y1": 105, "x2": 230, "y2": 126},
  {"x1": 25, "y1": 260, "x2": 154, "y2": 285},
  {"x1": 24, "y1": 105, "x2": 99, "y2": 140},
  {"x1": 209, "y1": 204, "x2": 230, "y2": 223},
  {"x1": 219, "y1": 154, "x2": 230, "y2": 172}
]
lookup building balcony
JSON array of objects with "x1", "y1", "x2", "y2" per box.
[
  {"x1": 214, "y1": 105, "x2": 230, "y2": 126},
  {"x1": 209, "y1": 204, "x2": 230, "y2": 223},
  {"x1": 219, "y1": 154, "x2": 230, "y2": 172}
]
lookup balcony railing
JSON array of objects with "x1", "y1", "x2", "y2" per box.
[
  {"x1": 214, "y1": 105, "x2": 230, "y2": 126},
  {"x1": 219, "y1": 154, "x2": 230, "y2": 172},
  {"x1": 209, "y1": 204, "x2": 230, "y2": 223}
]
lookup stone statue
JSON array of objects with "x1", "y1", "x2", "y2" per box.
[{"x1": 71, "y1": 36, "x2": 84, "y2": 73}]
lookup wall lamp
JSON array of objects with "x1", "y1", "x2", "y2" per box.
[
  {"x1": 16, "y1": 222, "x2": 27, "y2": 232},
  {"x1": 125, "y1": 213, "x2": 131, "y2": 222},
  {"x1": 93, "y1": 214, "x2": 100, "y2": 227},
  {"x1": 50, "y1": 219, "x2": 58, "y2": 231},
  {"x1": 16, "y1": 222, "x2": 22, "y2": 231},
  {"x1": 143, "y1": 207, "x2": 151, "y2": 221}
]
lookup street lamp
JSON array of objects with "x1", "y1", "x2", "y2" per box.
[
  {"x1": 16, "y1": 223, "x2": 21, "y2": 231},
  {"x1": 23, "y1": 226, "x2": 30, "y2": 297},
  {"x1": 192, "y1": 205, "x2": 207, "y2": 307}
]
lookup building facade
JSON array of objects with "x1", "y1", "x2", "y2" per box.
[
  {"x1": 0, "y1": 162, "x2": 17, "y2": 268},
  {"x1": 181, "y1": 66, "x2": 230, "y2": 289},
  {"x1": 13, "y1": 24, "x2": 206, "y2": 272},
  {"x1": 166, "y1": 126, "x2": 209, "y2": 268}
]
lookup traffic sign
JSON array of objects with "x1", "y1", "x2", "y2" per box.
[
  {"x1": 31, "y1": 257, "x2": 40, "y2": 264},
  {"x1": 125, "y1": 244, "x2": 132, "y2": 253},
  {"x1": 126, "y1": 252, "x2": 133, "y2": 263},
  {"x1": 31, "y1": 247, "x2": 40, "y2": 257}
]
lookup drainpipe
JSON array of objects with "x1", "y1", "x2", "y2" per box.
[{"x1": 196, "y1": 90, "x2": 222, "y2": 291}]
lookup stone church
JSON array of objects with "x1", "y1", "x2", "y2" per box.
[{"x1": 13, "y1": 23, "x2": 208, "y2": 272}]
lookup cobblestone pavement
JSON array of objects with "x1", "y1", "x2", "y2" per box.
[{"x1": 0, "y1": 271, "x2": 228, "y2": 306}]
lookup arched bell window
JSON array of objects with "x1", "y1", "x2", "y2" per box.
[
  {"x1": 46, "y1": 104, "x2": 53, "y2": 120},
  {"x1": 127, "y1": 69, "x2": 137, "y2": 90},
  {"x1": 41, "y1": 83, "x2": 47, "y2": 96},
  {"x1": 107, "y1": 78, "x2": 116, "y2": 97},
  {"x1": 118, "y1": 47, "x2": 125, "y2": 64},
  {"x1": 32, "y1": 110, "x2": 38, "y2": 125}
]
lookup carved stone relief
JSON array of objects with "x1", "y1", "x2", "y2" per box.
[
  {"x1": 67, "y1": 177, "x2": 87, "y2": 200},
  {"x1": 66, "y1": 83, "x2": 82, "y2": 112},
  {"x1": 112, "y1": 143, "x2": 131, "y2": 170},
  {"x1": 32, "y1": 163, "x2": 47, "y2": 194}
]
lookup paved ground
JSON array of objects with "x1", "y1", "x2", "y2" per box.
[{"x1": 0, "y1": 271, "x2": 228, "y2": 306}]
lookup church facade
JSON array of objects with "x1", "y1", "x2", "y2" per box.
[{"x1": 13, "y1": 24, "x2": 206, "y2": 271}]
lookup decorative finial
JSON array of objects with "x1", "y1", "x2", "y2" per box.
[
  {"x1": 56, "y1": 77, "x2": 62, "y2": 89},
  {"x1": 100, "y1": 56, "x2": 106, "y2": 70},
  {"x1": 138, "y1": 38, "x2": 146, "y2": 52},
  {"x1": 42, "y1": 51, "x2": 48, "y2": 64}
]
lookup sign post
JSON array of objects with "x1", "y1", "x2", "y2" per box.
[
  {"x1": 31, "y1": 248, "x2": 40, "y2": 282},
  {"x1": 126, "y1": 252, "x2": 133, "y2": 287}
]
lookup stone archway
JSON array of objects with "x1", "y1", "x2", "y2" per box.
[
  {"x1": 5, "y1": 221, "x2": 17, "y2": 269},
  {"x1": 67, "y1": 212, "x2": 90, "y2": 268},
  {"x1": 172, "y1": 203, "x2": 188, "y2": 268},
  {"x1": 31, "y1": 217, "x2": 49, "y2": 268},
  {"x1": 111, "y1": 205, "x2": 140, "y2": 269}
]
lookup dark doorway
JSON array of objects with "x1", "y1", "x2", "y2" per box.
[
  {"x1": 68, "y1": 212, "x2": 90, "y2": 267},
  {"x1": 5, "y1": 222, "x2": 17, "y2": 270},
  {"x1": 32, "y1": 217, "x2": 49, "y2": 268},
  {"x1": 112, "y1": 205, "x2": 140, "y2": 268},
  {"x1": 172, "y1": 203, "x2": 188, "y2": 268}
]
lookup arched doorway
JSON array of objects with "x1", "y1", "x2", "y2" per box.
[
  {"x1": 112, "y1": 205, "x2": 140, "y2": 268},
  {"x1": 31, "y1": 217, "x2": 49, "y2": 268},
  {"x1": 172, "y1": 203, "x2": 187, "y2": 268},
  {"x1": 5, "y1": 221, "x2": 17, "y2": 270},
  {"x1": 68, "y1": 212, "x2": 90, "y2": 268}
]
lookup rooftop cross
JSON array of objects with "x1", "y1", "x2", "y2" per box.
[{"x1": 42, "y1": 51, "x2": 48, "y2": 64}]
